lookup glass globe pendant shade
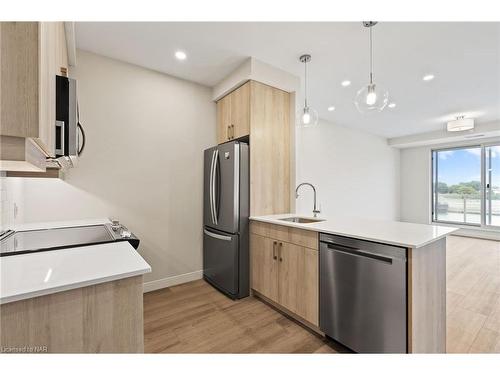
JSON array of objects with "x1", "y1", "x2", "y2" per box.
[
  {"x1": 354, "y1": 83, "x2": 389, "y2": 113},
  {"x1": 297, "y1": 106, "x2": 319, "y2": 127}
]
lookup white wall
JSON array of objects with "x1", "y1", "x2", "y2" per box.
[
  {"x1": 15, "y1": 50, "x2": 216, "y2": 286},
  {"x1": 399, "y1": 146, "x2": 432, "y2": 224},
  {"x1": 295, "y1": 119, "x2": 400, "y2": 221},
  {"x1": 0, "y1": 173, "x2": 24, "y2": 231}
]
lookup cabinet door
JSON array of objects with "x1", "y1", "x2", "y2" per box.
[
  {"x1": 37, "y1": 22, "x2": 57, "y2": 157},
  {"x1": 37, "y1": 22, "x2": 68, "y2": 157},
  {"x1": 296, "y1": 248, "x2": 319, "y2": 326},
  {"x1": 0, "y1": 22, "x2": 39, "y2": 138},
  {"x1": 250, "y1": 234, "x2": 278, "y2": 302},
  {"x1": 55, "y1": 22, "x2": 68, "y2": 72},
  {"x1": 278, "y1": 242, "x2": 319, "y2": 326},
  {"x1": 230, "y1": 81, "x2": 250, "y2": 139},
  {"x1": 216, "y1": 95, "x2": 231, "y2": 144},
  {"x1": 277, "y1": 241, "x2": 302, "y2": 314},
  {"x1": 249, "y1": 81, "x2": 290, "y2": 216}
]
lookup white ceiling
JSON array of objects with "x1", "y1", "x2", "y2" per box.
[{"x1": 75, "y1": 22, "x2": 500, "y2": 138}]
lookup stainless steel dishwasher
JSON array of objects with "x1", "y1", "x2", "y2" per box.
[{"x1": 319, "y1": 233, "x2": 407, "y2": 353}]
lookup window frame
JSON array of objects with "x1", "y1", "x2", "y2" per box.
[
  {"x1": 431, "y1": 142, "x2": 500, "y2": 229},
  {"x1": 484, "y1": 144, "x2": 500, "y2": 229}
]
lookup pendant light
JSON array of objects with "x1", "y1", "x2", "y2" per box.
[
  {"x1": 297, "y1": 54, "x2": 318, "y2": 127},
  {"x1": 354, "y1": 21, "x2": 389, "y2": 113}
]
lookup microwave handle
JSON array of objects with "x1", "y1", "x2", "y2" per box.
[
  {"x1": 77, "y1": 122, "x2": 86, "y2": 156},
  {"x1": 76, "y1": 101, "x2": 86, "y2": 156}
]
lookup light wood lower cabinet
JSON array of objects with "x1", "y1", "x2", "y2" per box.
[
  {"x1": 277, "y1": 241, "x2": 319, "y2": 325},
  {"x1": 0, "y1": 276, "x2": 144, "y2": 353},
  {"x1": 250, "y1": 222, "x2": 319, "y2": 327},
  {"x1": 250, "y1": 234, "x2": 279, "y2": 302}
]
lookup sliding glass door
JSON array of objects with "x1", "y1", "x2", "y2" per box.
[
  {"x1": 432, "y1": 143, "x2": 500, "y2": 228},
  {"x1": 485, "y1": 145, "x2": 500, "y2": 227}
]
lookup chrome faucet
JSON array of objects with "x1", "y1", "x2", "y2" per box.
[{"x1": 295, "y1": 183, "x2": 321, "y2": 217}]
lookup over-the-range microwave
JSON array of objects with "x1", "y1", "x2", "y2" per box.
[{"x1": 55, "y1": 75, "x2": 85, "y2": 166}]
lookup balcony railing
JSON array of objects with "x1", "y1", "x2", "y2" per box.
[{"x1": 436, "y1": 193, "x2": 500, "y2": 226}]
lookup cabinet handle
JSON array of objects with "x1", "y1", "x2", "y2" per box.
[
  {"x1": 279, "y1": 242, "x2": 283, "y2": 262},
  {"x1": 272, "y1": 241, "x2": 277, "y2": 260},
  {"x1": 231, "y1": 124, "x2": 235, "y2": 139},
  {"x1": 227, "y1": 125, "x2": 230, "y2": 140}
]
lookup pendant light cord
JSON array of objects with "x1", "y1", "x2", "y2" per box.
[
  {"x1": 304, "y1": 60, "x2": 308, "y2": 108},
  {"x1": 369, "y1": 25, "x2": 374, "y2": 84}
]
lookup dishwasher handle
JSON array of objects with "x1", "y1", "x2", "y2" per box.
[{"x1": 324, "y1": 242, "x2": 395, "y2": 264}]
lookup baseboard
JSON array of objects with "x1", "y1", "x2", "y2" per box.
[
  {"x1": 452, "y1": 229, "x2": 500, "y2": 241},
  {"x1": 142, "y1": 270, "x2": 203, "y2": 293}
]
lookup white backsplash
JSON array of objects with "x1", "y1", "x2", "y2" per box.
[{"x1": 0, "y1": 175, "x2": 24, "y2": 231}]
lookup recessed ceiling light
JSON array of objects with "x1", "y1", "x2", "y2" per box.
[
  {"x1": 341, "y1": 80, "x2": 351, "y2": 87},
  {"x1": 327, "y1": 106, "x2": 335, "y2": 111},
  {"x1": 423, "y1": 74, "x2": 435, "y2": 81},
  {"x1": 388, "y1": 102, "x2": 396, "y2": 108},
  {"x1": 175, "y1": 51, "x2": 187, "y2": 60}
]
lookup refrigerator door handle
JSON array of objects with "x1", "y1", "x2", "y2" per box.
[
  {"x1": 213, "y1": 149, "x2": 219, "y2": 225},
  {"x1": 209, "y1": 150, "x2": 216, "y2": 224},
  {"x1": 204, "y1": 228, "x2": 232, "y2": 241}
]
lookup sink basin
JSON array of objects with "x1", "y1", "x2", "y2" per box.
[{"x1": 278, "y1": 217, "x2": 325, "y2": 224}]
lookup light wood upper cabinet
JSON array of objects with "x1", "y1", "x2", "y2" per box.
[
  {"x1": 230, "y1": 81, "x2": 250, "y2": 139},
  {"x1": 216, "y1": 80, "x2": 291, "y2": 216},
  {"x1": 0, "y1": 22, "x2": 39, "y2": 139},
  {"x1": 249, "y1": 81, "x2": 290, "y2": 216},
  {"x1": 216, "y1": 81, "x2": 250, "y2": 144},
  {"x1": 250, "y1": 222, "x2": 319, "y2": 326},
  {"x1": 37, "y1": 22, "x2": 68, "y2": 157},
  {"x1": 0, "y1": 22, "x2": 68, "y2": 171},
  {"x1": 216, "y1": 94, "x2": 231, "y2": 144}
]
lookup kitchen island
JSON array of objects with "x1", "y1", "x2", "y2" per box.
[
  {"x1": 249, "y1": 214, "x2": 458, "y2": 353},
  {"x1": 0, "y1": 219, "x2": 151, "y2": 353}
]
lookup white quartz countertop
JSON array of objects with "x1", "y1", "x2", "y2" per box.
[
  {"x1": 250, "y1": 214, "x2": 458, "y2": 249},
  {"x1": 0, "y1": 219, "x2": 151, "y2": 304}
]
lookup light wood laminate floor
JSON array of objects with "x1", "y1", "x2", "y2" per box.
[
  {"x1": 446, "y1": 235, "x2": 500, "y2": 353},
  {"x1": 144, "y1": 235, "x2": 500, "y2": 353},
  {"x1": 143, "y1": 279, "x2": 348, "y2": 353}
]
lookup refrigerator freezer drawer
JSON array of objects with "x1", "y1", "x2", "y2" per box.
[{"x1": 203, "y1": 227, "x2": 239, "y2": 297}]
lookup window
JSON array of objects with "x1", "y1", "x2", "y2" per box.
[{"x1": 432, "y1": 144, "x2": 500, "y2": 228}]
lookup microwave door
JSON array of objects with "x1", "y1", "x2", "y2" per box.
[
  {"x1": 55, "y1": 120, "x2": 64, "y2": 156},
  {"x1": 55, "y1": 75, "x2": 78, "y2": 158},
  {"x1": 67, "y1": 77, "x2": 78, "y2": 157}
]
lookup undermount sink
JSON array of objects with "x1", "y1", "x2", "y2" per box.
[{"x1": 278, "y1": 217, "x2": 325, "y2": 224}]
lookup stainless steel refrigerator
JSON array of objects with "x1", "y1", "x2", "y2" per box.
[{"x1": 203, "y1": 141, "x2": 249, "y2": 299}]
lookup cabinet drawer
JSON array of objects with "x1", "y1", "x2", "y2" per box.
[{"x1": 250, "y1": 221, "x2": 318, "y2": 250}]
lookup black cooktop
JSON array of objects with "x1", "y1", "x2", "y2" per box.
[{"x1": 0, "y1": 224, "x2": 139, "y2": 256}]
